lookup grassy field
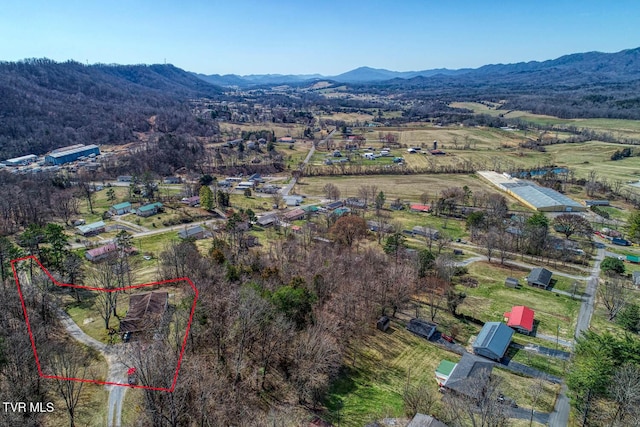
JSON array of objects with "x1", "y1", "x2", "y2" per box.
[
  {"x1": 296, "y1": 173, "x2": 508, "y2": 202},
  {"x1": 460, "y1": 262, "x2": 581, "y2": 342},
  {"x1": 325, "y1": 320, "x2": 555, "y2": 426}
]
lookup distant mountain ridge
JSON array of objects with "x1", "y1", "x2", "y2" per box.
[
  {"x1": 0, "y1": 59, "x2": 221, "y2": 158},
  {"x1": 193, "y1": 47, "x2": 640, "y2": 86}
]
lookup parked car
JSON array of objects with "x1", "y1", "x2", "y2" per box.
[{"x1": 441, "y1": 334, "x2": 454, "y2": 343}]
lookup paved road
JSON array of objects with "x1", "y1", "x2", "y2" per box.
[
  {"x1": 70, "y1": 217, "x2": 221, "y2": 250},
  {"x1": 281, "y1": 130, "x2": 334, "y2": 196},
  {"x1": 575, "y1": 248, "x2": 605, "y2": 339},
  {"x1": 548, "y1": 247, "x2": 605, "y2": 426}
]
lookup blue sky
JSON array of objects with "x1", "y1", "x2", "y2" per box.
[{"x1": 0, "y1": 0, "x2": 637, "y2": 75}]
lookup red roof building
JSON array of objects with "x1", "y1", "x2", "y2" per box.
[
  {"x1": 410, "y1": 204, "x2": 432, "y2": 213},
  {"x1": 504, "y1": 306, "x2": 535, "y2": 335}
]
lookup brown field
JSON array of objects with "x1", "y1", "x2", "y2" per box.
[{"x1": 297, "y1": 173, "x2": 515, "y2": 202}]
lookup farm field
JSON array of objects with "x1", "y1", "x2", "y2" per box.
[{"x1": 296, "y1": 173, "x2": 509, "y2": 202}]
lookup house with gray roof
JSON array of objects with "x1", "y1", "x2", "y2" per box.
[
  {"x1": 472, "y1": 322, "x2": 514, "y2": 361},
  {"x1": 441, "y1": 353, "x2": 494, "y2": 399},
  {"x1": 76, "y1": 221, "x2": 106, "y2": 236},
  {"x1": 526, "y1": 267, "x2": 553, "y2": 289},
  {"x1": 407, "y1": 414, "x2": 449, "y2": 427}
]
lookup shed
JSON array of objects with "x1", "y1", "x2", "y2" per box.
[
  {"x1": 526, "y1": 267, "x2": 553, "y2": 289},
  {"x1": 406, "y1": 318, "x2": 437, "y2": 340},
  {"x1": 345, "y1": 198, "x2": 366, "y2": 209},
  {"x1": 504, "y1": 306, "x2": 535, "y2": 335},
  {"x1": 109, "y1": 202, "x2": 132, "y2": 216},
  {"x1": 505, "y1": 277, "x2": 520, "y2": 289},
  {"x1": 472, "y1": 322, "x2": 514, "y2": 361},
  {"x1": 633, "y1": 271, "x2": 640, "y2": 287},
  {"x1": 376, "y1": 316, "x2": 390, "y2": 332}
]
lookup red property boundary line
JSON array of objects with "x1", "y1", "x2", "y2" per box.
[{"x1": 10, "y1": 255, "x2": 199, "y2": 392}]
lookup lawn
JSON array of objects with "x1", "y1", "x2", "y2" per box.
[
  {"x1": 459, "y1": 262, "x2": 581, "y2": 341},
  {"x1": 325, "y1": 319, "x2": 556, "y2": 426}
]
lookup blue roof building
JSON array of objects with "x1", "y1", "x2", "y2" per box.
[
  {"x1": 472, "y1": 322, "x2": 514, "y2": 361},
  {"x1": 76, "y1": 221, "x2": 106, "y2": 236}
]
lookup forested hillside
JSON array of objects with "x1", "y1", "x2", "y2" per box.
[{"x1": 0, "y1": 59, "x2": 221, "y2": 159}]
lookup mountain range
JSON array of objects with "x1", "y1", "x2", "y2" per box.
[{"x1": 194, "y1": 47, "x2": 640, "y2": 86}]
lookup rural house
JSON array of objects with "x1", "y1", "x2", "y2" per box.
[
  {"x1": 472, "y1": 322, "x2": 514, "y2": 361},
  {"x1": 438, "y1": 353, "x2": 494, "y2": 399},
  {"x1": 136, "y1": 202, "x2": 163, "y2": 217},
  {"x1": 85, "y1": 243, "x2": 118, "y2": 262},
  {"x1": 504, "y1": 306, "x2": 535, "y2": 335},
  {"x1": 282, "y1": 208, "x2": 305, "y2": 222},
  {"x1": 257, "y1": 213, "x2": 278, "y2": 227},
  {"x1": 406, "y1": 413, "x2": 449, "y2": 427},
  {"x1": 410, "y1": 204, "x2": 432, "y2": 213},
  {"x1": 178, "y1": 225, "x2": 209, "y2": 240},
  {"x1": 109, "y1": 202, "x2": 132, "y2": 216},
  {"x1": 76, "y1": 221, "x2": 106, "y2": 237},
  {"x1": 119, "y1": 291, "x2": 169, "y2": 335},
  {"x1": 181, "y1": 196, "x2": 200, "y2": 207},
  {"x1": 526, "y1": 267, "x2": 553, "y2": 289}
]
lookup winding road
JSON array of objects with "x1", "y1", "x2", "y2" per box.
[
  {"x1": 281, "y1": 130, "x2": 334, "y2": 196},
  {"x1": 54, "y1": 307, "x2": 129, "y2": 427}
]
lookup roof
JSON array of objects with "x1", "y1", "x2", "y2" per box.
[
  {"x1": 111, "y1": 202, "x2": 132, "y2": 210},
  {"x1": 505, "y1": 182, "x2": 583, "y2": 210},
  {"x1": 138, "y1": 202, "x2": 163, "y2": 212},
  {"x1": 633, "y1": 271, "x2": 640, "y2": 285},
  {"x1": 5, "y1": 154, "x2": 37, "y2": 163},
  {"x1": 283, "y1": 208, "x2": 305, "y2": 220},
  {"x1": 444, "y1": 353, "x2": 494, "y2": 399},
  {"x1": 410, "y1": 204, "x2": 431, "y2": 212},
  {"x1": 119, "y1": 291, "x2": 169, "y2": 333},
  {"x1": 325, "y1": 200, "x2": 344, "y2": 210},
  {"x1": 47, "y1": 144, "x2": 99, "y2": 159},
  {"x1": 178, "y1": 225, "x2": 206, "y2": 238},
  {"x1": 504, "y1": 306, "x2": 535, "y2": 332},
  {"x1": 407, "y1": 414, "x2": 449, "y2": 427},
  {"x1": 528, "y1": 267, "x2": 553, "y2": 287},
  {"x1": 407, "y1": 318, "x2": 437, "y2": 340},
  {"x1": 436, "y1": 360, "x2": 457, "y2": 377},
  {"x1": 77, "y1": 221, "x2": 105, "y2": 234},
  {"x1": 86, "y1": 243, "x2": 117, "y2": 258},
  {"x1": 473, "y1": 322, "x2": 514, "y2": 359},
  {"x1": 257, "y1": 214, "x2": 277, "y2": 226}
]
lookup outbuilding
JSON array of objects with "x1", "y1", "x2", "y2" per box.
[
  {"x1": 76, "y1": 221, "x2": 106, "y2": 237},
  {"x1": 526, "y1": 267, "x2": 553, "y2": 289},
  {"x1": 472, "y1": 322, "x2": 513, "y2": 361}
]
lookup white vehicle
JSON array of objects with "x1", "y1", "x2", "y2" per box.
[
  {"x1": 380, "y1": 150, "x2": 390, "y2": 156},
  {"x1": 363, "y1": 152, "x2": 375, "y2": 160}
]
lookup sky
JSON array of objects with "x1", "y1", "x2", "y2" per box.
[{"x1": 0, "y1": 0, "x2": 638, "y2": 76}]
